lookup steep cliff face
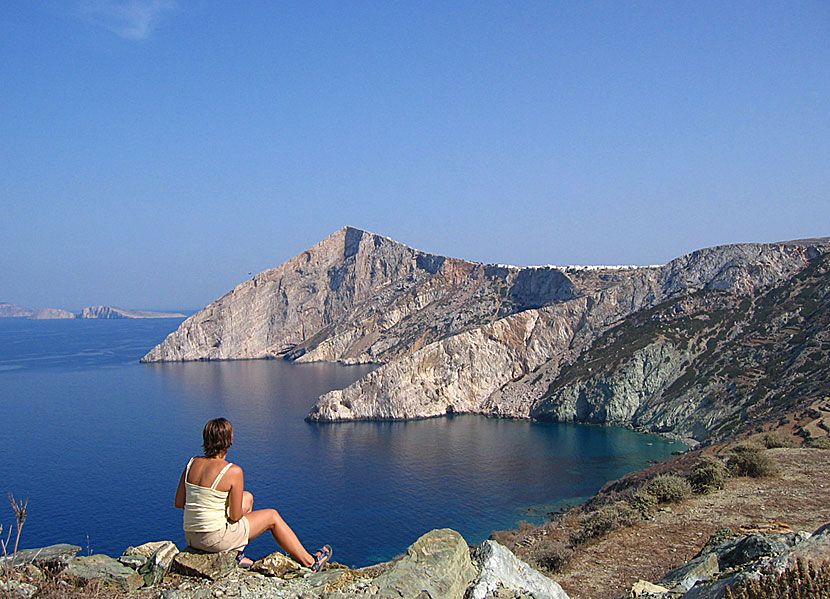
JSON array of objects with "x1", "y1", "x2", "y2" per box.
[
  {"x1": 530, "y1": 252, "x2": 830, "y2": 441},
  {"x1": 141, "y1": 227, "x2": 612, "y2": 364},
  {"x1": 307, "y1": 240, "x2": 827, "y2": 426},
  {"x1": 141, "y1": 226, "x2": 829, "y2": 442}
]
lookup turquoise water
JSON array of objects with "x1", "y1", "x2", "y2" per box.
[{"x1": 0, "y1": 318, "x2": 681, "y2": 566}]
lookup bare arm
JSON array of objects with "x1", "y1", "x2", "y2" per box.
[
  {"x1": 226, "y1": 465, "x2": 245, "y2": 522},
  {"x1": 174, "y1": 467, "x2": 186, "y2": 509}
]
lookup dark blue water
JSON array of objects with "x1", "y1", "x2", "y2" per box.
[{"x1": 0, "y1": 318, "x2": 682, "y2": 566}]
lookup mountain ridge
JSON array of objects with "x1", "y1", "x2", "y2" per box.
[{"x1": 140, "y1": 227, "x2": 830, "y2": 444}]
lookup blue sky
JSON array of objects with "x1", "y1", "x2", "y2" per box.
[{"x1": 2, "y1": 1, "x2": 828, "y2": 311}]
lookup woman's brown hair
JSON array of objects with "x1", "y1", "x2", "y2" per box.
[{"x1": 202, "y1": 418, "x2": 233, "y2": 458}]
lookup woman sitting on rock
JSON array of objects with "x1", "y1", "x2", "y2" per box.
[{"x1": 175, "y1": 417, "x2": 331, "y2": 570}]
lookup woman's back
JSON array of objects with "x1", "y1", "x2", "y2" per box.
[{"x1": 186, "y1": 456, "x2": 236, "y2": 492}]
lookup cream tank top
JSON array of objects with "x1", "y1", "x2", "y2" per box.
[{"x1": 182, "y1": 457, "x2": 234, "y2": 532}]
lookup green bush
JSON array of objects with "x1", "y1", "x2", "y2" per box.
[
  {"x1": 570, "y1": 501, "x2": 639, "y2": 545},
  {"x1": 761, "y1": 432, "x2": 795, "y2": 449},
  {"x1": 629, "y1": 489, "x2": 658, "y2": 519},
  {"x1": 688, "y1": 456, "x2": 729, "y2": 494},
  {"x1": 645, "y1": 474, "x2": 693, "y2": 503},
  {"x1": 526, "y1": 539, "x2": 573, "y2": 574},
  {"x1": 726, "y1": 446, "x2": 779, "y2": 478},
  {"x1": 807, "y1": 436, "x2": 830, "y2": 450}
]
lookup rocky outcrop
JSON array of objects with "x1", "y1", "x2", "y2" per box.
[
  {"x1": 142, "y1": 227, "x2": 592, "y2": 364},
  {"x1": 0, "y1": 303, "x2": 184, "y2": 319},
  {"x1": 308, "y1": 239, "x2": 829, "y2": 430},
  {"x1": 29, "y1": 308, "x2": 76, "y2": 319},
  {"x1": 0, "y1": 529, "x2": 570, "y2": 599},
  {"x1": 632, "y1": 523, "x2": 830, "y2": 598},
  {"x1": 532, "y1": 251, "x2": 830, "y2": 441},
  {"x1": 77, "y1": 306, "x2": 185, "y2": 319},
  {"x1": 139, "y1": 226, "x2": 829, "y2": 441},
  {"x1": 0, "y1": 303, "x2": 34, "y2": 318}
]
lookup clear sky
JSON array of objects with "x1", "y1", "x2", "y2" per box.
[{"x1": 2, "y1": 1, "x2": 828, "y2": 311}]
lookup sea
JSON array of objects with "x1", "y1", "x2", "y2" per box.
[{"x1": 0, "y1": 317, "x2": 682, "y2": 566}]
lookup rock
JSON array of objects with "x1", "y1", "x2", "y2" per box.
[
  {"x1": 717, "y1": 534, "x2": 790, "y2": 569},
  {"x1": 118, "y1": 554, "x2": 147, "y2": 569},
  {"x1": 252, "y1": 551, "x2": 301, "y2": 578},
  {"x1": 28, "y1": 308, "x2": 75, "y2": 319},
  {"x1": 0, "y1": 544, "x2": 81, "y2": 571},
  {"x1": 63, "y1": 554, "x2": 143, "y2": 592},
  {"x1": 122, "y1": 540, "x2": 179, "y2": 586},
  {"x1": 139, "y1": 226, "x2": 830, "y2": 444},
  {"x1": 371, "y1": 528, "x2": 476, "y2": 599},
  {"x1": 77, "y1": 306, "x2": 185, "y2": 319},
  {"x1": 658, "y1": 552, "x2": 719, "y2": 592},
  {"x1": 468, "y1": 540, "x2": 570, "y2": 599},
  {"x1": 627, "y1": 579, "x2": 669, "y2": 597},
  {"x1": 171, "y1": 548, "x2": 237, "y2": 581}
]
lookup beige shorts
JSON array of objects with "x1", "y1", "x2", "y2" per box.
[{"x1": 185, "y1": 517, "x2": 250, "y2": 553}]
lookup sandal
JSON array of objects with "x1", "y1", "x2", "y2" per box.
[
  {"x1": 311, "y1": 544, "x2": 332, "y2": 572},
  {"x1": 236, "y1": 553, "x2": 254, "y2": 569}
]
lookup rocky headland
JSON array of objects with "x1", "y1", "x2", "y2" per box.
[
  {"x1": 0, "y1": 303, "x2": 185, "y2": 320},
  {"x1": 141, "y1": 227, "x2": 829, "y2": 446}
]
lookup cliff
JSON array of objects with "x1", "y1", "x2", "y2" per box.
[
  {"x1": 77, "y1": 306, "x2": 185, "y2": 319},
  {"x1": 140, "y1": 227, "x2": 830, "y2": 442}
]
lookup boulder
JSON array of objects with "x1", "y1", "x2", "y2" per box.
[
  {"x1": 122, "y1": 540, "x2": 179, "y2": 586},
  {"x1": 372, "y1": 528, "x2": 476, "y2": 599},
  {"x1": 0, "y1": 544, "x2": 81, "y2": 571},
  {"x1": 627, "y1": 579, "x2": 670, "y2": 598},
  {"x1": 171, "y1": 548, "x2": 237, "y2": 580},
  {"x1": 658, "y1": 552, "x2": 719, "y2": 592},
  {"x1": 63, "y1": 554, "x2": 143, "y2": 592},
  {"x1": 252, "y1": 551, "x2": 302, "y2": 578},
  {"x1": 717, "y1": 534, "x2": 789, "y2": 569},
  {"x1": 468, "y1": 540, "x2": 570, "y2": 599}
]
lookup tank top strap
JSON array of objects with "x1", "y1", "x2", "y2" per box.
[
  {"x1": 210, "y1": 462, "x2": 233, "y2": 490},
  {"x1": 185, "y1": 457, "x2": 195, "y2": 478}
]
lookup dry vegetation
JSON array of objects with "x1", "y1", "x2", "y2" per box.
[{"x1": 492, "y1": 435, "x2": 830, "y2": 599}]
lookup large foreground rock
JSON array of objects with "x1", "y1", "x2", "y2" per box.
[
  {"x1": 171, "y1": 548, "x2": 237, "y2": 580},
  {"x1": 469, "y1": 540, "x2": 570, "y2": 599},
  {"x1": 0, "y1": 544, "x2": 81, "y2": 571},
  {"x1": 63, "y1": 554, "x2": 143, "y2": 592},
  {"x1": 372, "y1": 528, "x2": 477, "y2": 599}
]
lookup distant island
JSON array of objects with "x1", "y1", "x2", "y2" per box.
[{"x1": 0, "y1": 303, "x2": 185, "y2": 320}]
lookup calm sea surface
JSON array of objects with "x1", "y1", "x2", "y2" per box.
[{"x1": 0, "y1": 318, "x2": 682, "y2": 566}]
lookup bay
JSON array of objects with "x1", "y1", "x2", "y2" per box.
[{"x1": 0, "y1": 318, "x2": 681, "y2": 566}]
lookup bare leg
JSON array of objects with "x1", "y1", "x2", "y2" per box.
[{"x1": 245, "y1": 508, "x2": 315, "y2": 567}]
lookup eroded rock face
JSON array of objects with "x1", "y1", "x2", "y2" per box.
[
  {"x1": 307, "y1": 240, "x2": 829, "y2": 431},
  {"x1": 140, "y1": 226, "x2": 829, "y2": 438}
]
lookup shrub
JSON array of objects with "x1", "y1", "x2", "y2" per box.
[
  {"x1": 645, "y1": 474, "x2": 693, "y2": 503},
  {"x1": 724, "y1": 558, "x2": 830, "y2": 599},
  {"x1": 526, "y1": 539, "x2": 573, "y2": 574},
  {"x1": 726, "y1": 446, "x2": 779, "y2": 478},
  {"x1": 729, "y1": 442, "x2": 765, "y2": 455},
  {"x1": 807, "y1": 436, "x2": 830, "y2": 450},
  {"x1": 761, "y1": 432, "x2": 795, "y2": 449},
  {"x1": 570, "y1": 501, "x2": 639, "y2": 545},
  {"x1": 688, "y1": 456, "x2": 729, "y2": 494},
  {"x1": 629, "y1": 489, "x2": 658, "y2": 519}
]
